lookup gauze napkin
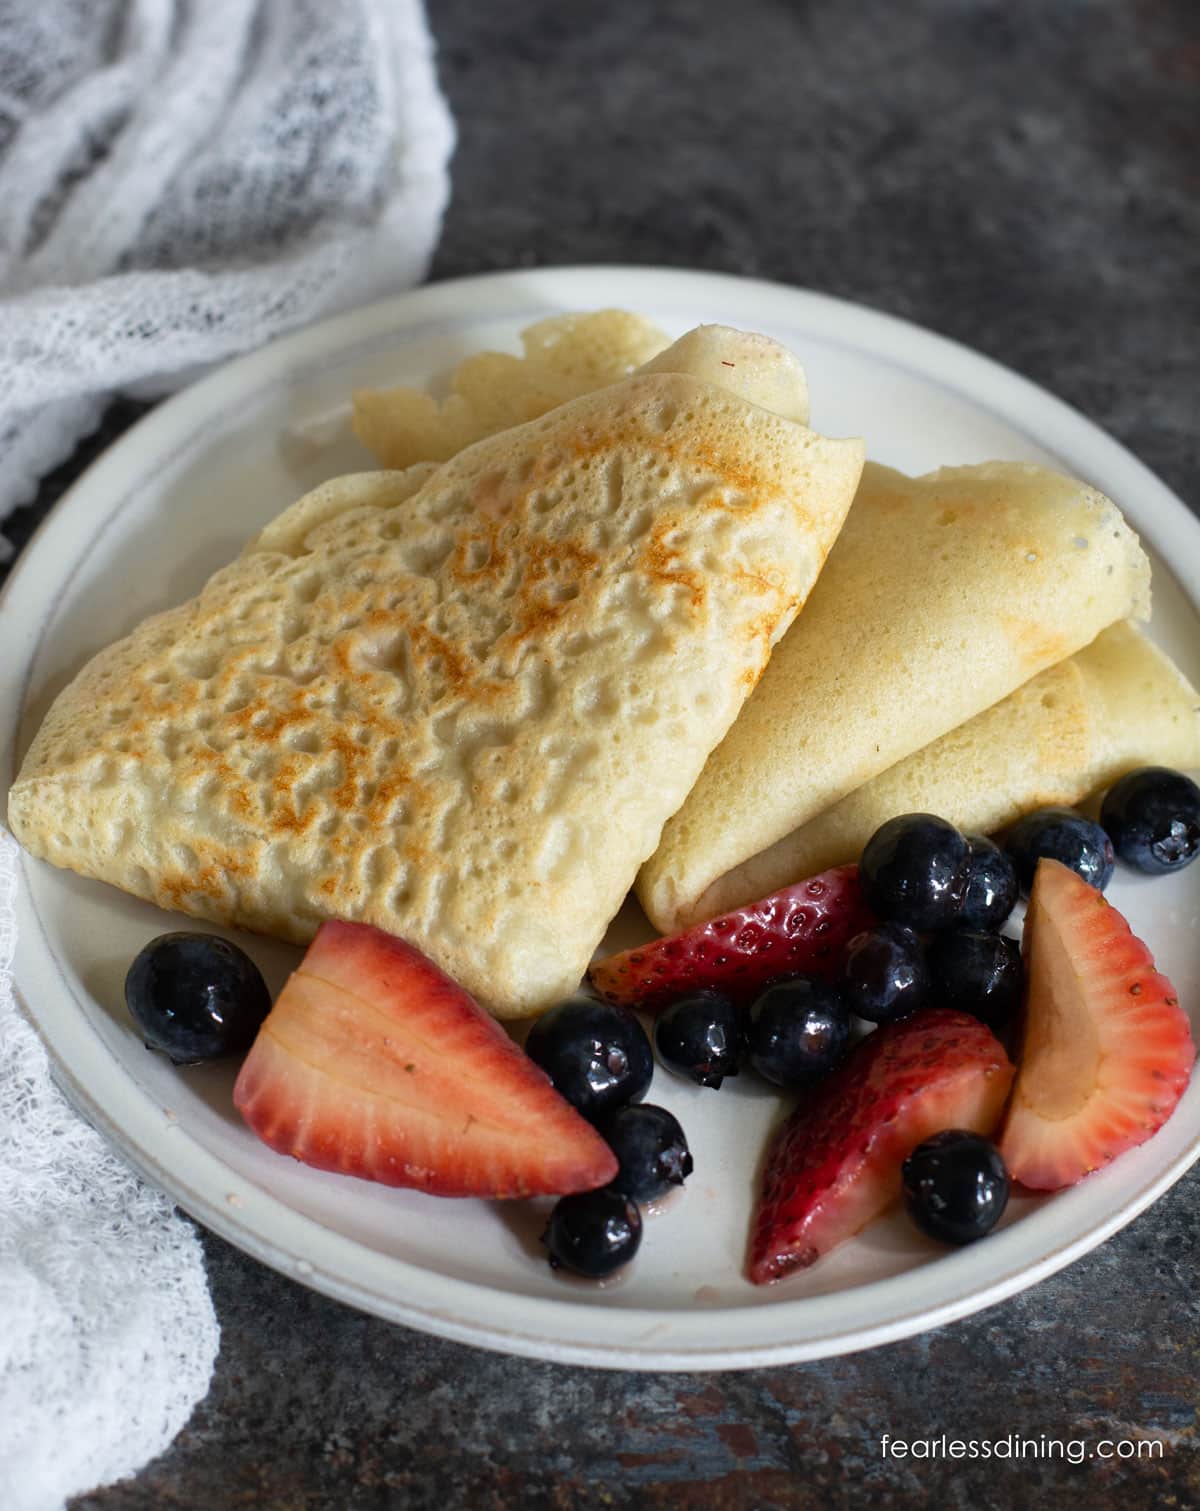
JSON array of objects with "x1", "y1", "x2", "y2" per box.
[{"x1": 0, "y1": 0, "x2": 455, "y2": 556}]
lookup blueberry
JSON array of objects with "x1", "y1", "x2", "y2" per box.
[
  {"x1": 902, "y1": 1130, "x2": 1010, "y2": 1246},
  {"x1": 543, "y1": 1188, "x2": 642, "y2": 1277},
  {"x1": 927, "y1": 929, "x2": 1024, "y2": 1032},
  {"x1": 125, "y1": 932, "x2": 271, "y2": 1065},
  {"x1": 960, "y1": 834, "x2": 1019, "y2": 930},
  {"x1": 1004, "y1": 806, "x2": 1114, "y2": 893},
  {"x1": 654, "y1": 991, "x2": 742, "y2": 1088},
  {"x1": 746, "y1": 977, "x2": 850, "y2": 1090},
  {"x1": 841, "y1": 923, "x2": 929, "y2": 1024},
  {"x1": 1100, "y1": 766, "x2": 1200, "y2": 875},
  {"x1": 859, "y1": 814, "x2": 970, "y2": 930},
  {"x1": 598, "y1": 1103, "x2": 693, "y2": 1201},
  {"x1": 524, "y1": 995, "x2": 653, "y2": 1121}
]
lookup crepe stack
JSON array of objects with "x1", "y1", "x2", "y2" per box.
[
  {"x1": 9, "y1": 329, "x2": 864, "y2": 1018},
  {"x1": 345, "y1": 314, "x2": 1197, "y2": 935}
]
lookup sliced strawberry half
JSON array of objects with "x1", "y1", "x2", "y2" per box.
[
  {"x1": 234, "y1": 921, "x2": 617, "y2": 1199},
  {"x1": 589, "y1": 865, "x2": 875, "y2": 1012},
  {"x1": 749, "y1": 1008, "x2": 1013, "y2": 1284},
  {"x1": 999, "y1": 858, "x2": 1194, "y2": 1191}
]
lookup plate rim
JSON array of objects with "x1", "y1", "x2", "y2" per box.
[{"x1": 4, "y1": 263, "x2": 1200, "y2": 1371}]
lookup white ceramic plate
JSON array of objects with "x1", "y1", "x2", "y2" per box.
[{"x1": 4, "y1": 267, "x2": 1199, "y2": 1371}]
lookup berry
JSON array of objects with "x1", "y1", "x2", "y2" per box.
[
  {"x1": 1100, "y1": 766, "x2": 1200, "y2": 875},
  {"x1": 927, "y1": 929, "x2": 1024, "y2": 1033},
  {"x1": 233, "y1": 923, "x2": 616, "y2": 1198},
  {"x1": 654, "y1": 991, "x2": 742, "y2": 1088},
  {"x1": 859, "y1": 814, "x2": 970, "y2": 930},
  {"x1": 748, "y1": 1009, "x2": 1014, "y2": 1283},
  {"x1": 746, "y1": 977, "x2": 851, "y2": 1090},
  {"x1": 1004, "y1": 806, "x2": 1114, "y2": 893},
  {"x1": 543, "y1": 1189, "x2": 643, "y2": 1278},
  {"x1": 960, "y1": 834, "x2": 1019, "y2": 929},
  {"x1": 524, "y1": 995, "x2": 653, "y2": 1122},
  {"x1": 841, "y1": 923, "x2": 929, "y2": 1024},
  {"x1": 999, "y1": 859, "x2": 1194, "y2": 1190},
  {"x1": 588, "y1": 864, "x2": 875, "y2": 1011},
  {"x1": 125, "y1": 932, "x2": 270, "y2": 1064},
  {"x1": 599, "y1": 1104, "x2": 693, "y2": 1201},
  {"x1": 902, "y1": 1130, "x2": 1010, "y2": 1246}
]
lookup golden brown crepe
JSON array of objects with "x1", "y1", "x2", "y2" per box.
[{"x1": 10, "y1": 333, "x2": 864, "y2": 1018}]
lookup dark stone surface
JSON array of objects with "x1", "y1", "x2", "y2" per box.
[{"x1": 5, "y1": 0, "x2": 1196, "y2": 1505}]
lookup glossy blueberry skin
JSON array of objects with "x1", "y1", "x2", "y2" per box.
[
  {"x1": 1004, "y1": 806, "x2": 1115, "y2": 893},
  {"x1": 125, "y1": 932, "x2": 271, "y2": 1065},
  {"x1": 524, "y1": 995, "x2": 653, "y2": 1121},
  {"x1": 1100, "y1": 766, "x2": 1200, "y2": 875},
  {"x1": 598, "y1": 1103, "x2": 693, "y2": 1202},
  {"x1": 543, "y1": 1188, "x2": 643, "y2": 1277},
  {"x1": 841, "y1": 923, "x2": 929, "y2": 1025},
  {"x1": 654, "y1": 991, "x2": 742, "y2": 1088},
  {"x1": 927, "y1": 929, "x2": 1024, "y2": 1032},
  {"x1": 859, "y1": 814, "x2": 971, "y2": 930},
  {"x1": 960, "y1": 834, "x2": 1019, "y2": 930},
  {"x1": 746, "y1": 977, "x2": 851, "y2": 1090},
  {"x1": 902, "y1": 1130, "x2": 1010, "y2": 1246}
]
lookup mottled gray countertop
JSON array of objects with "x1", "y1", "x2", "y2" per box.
[{"x1": 5, "y1": 1, "x2": 1197, "y2": 1506}]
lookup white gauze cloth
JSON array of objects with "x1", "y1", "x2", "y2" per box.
[
  {"x1": 0, "y1": 0, "x2": 455, "y2": 557},
  {"x1": 0, "y1": 2, "x2": 453, "y2": 1506},
  {"x1": 0, "y1": 842, "x2": 219, "y2": 1511}
]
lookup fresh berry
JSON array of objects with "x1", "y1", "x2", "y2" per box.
[
  {"x1": 588, "y1": 865, "x2": 874, "y2": 1012},
  {"x1": 654, "y1": 991, "x2": 742, "y2": 1088},
  {"x1": 960, "y1": 834, "x2": 1019, "y2": 929},
  {"x1": 599, "y1": 1103, "x2": 693, "y2": 1201},
  {"x1": 859, "y1": 814, "x2": 970, "y2": 930},
  {"x1": 902, "y1": 1130, "x2": 1010, "y2": 1246},
  {"x1": 523, "y1": 995, "x2": 653, "y2": 1121},
  {"x1": 998, "y1": 858, "x2": 1195, "y2": 1190},
  {"x1": 746, "y1": 977, "x2": 851, "y2": 1090},
  {"x1": 1100, "y1": 766, "x2": 1200, "y2": 875},
  {"x1": 233, "y1": 922, "x2": 616, "y2": 1198},
  {"x1": 841, "y1": 923, "x2": 929, "y2": 1024},
  {"x1": 543, "y1": 1188, "x2": 643, "y2": 1278},
  {"x1": 748, "y1": 1008, "x2": 1013, "y2": 1283},
  {"x1": 126, "y1": 932, "x2": 270, "y2": 1064},
  {"x1": 1004, "y1": 806, "x2": 1114, "y2": 893},
  {"x1": 927, "y1": 929, "x2": 1024, "y2": 1033}
]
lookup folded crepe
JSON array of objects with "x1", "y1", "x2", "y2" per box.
[
  {"x1": 691, "y1": 620, "x2": 1200, "y2": 921},
  {"x1": 637, "y1": 460, "x2": 1153, "y2": 934},
  {"x1": 10, "y1": 331, "x2": 864, "y2": 1018},
  {"x1": 352, "y1": 309, "x2": 672, "y2": 469}
]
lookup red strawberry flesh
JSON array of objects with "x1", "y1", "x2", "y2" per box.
[
  {"x1": 999, "y1": 858, "x2": 1194, "y2": 1191},
  {"x1": 749, "y1": 1008, "x2": 1014, "y2": 1284},
  {"x1": 234, "y1": 920, "x2": 617, "y2": 1199},
  {"x1": 590, "y1": 864, "x2": 874, "y2": 1011}
]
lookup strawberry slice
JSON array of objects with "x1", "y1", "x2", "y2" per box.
[
  {"x1": 589, "y1": 865, "x2": 874, "y2": 1012},
  {"x1": 749, "y1": 1008, "x2": 1013, "y2": 1283},
  {"x1": 234, "y1": 921, "x2": 617, "y2": 1198},
  {"x1": 998, "y1": 858, "x2": 1194, "y2": 1191}
]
